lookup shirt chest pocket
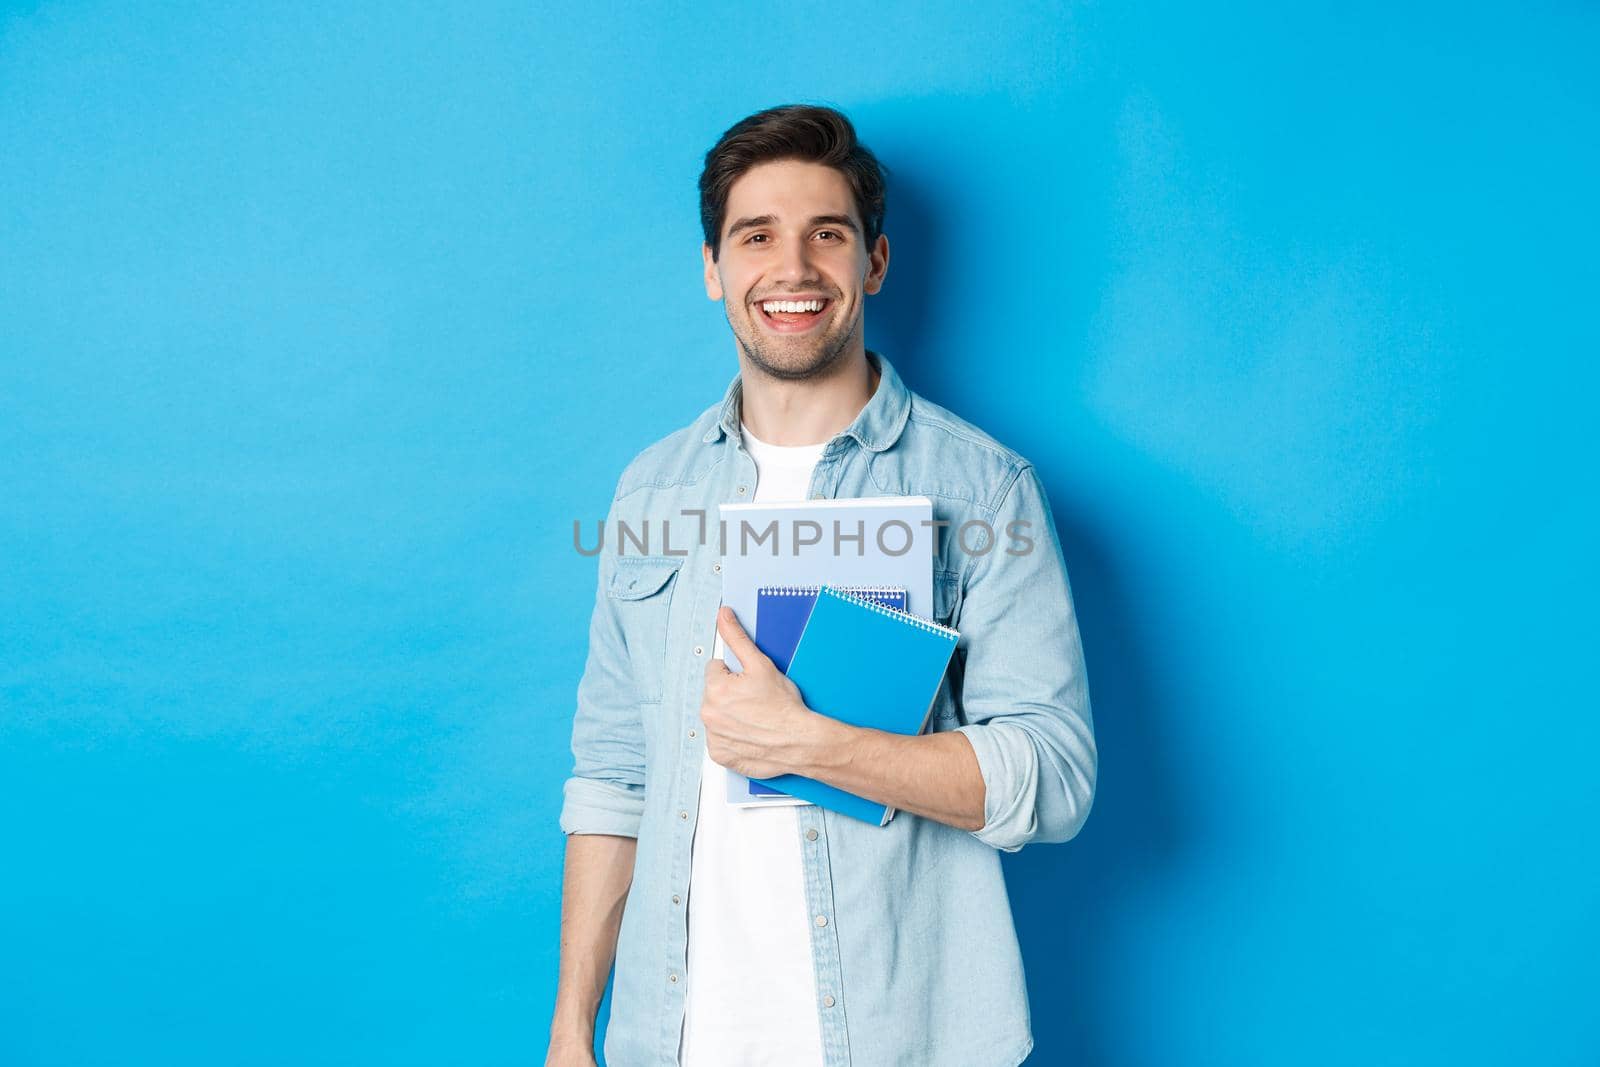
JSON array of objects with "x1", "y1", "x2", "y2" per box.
[{"x1": 608, "y1": 556, "x2": 684, "y2": 705}]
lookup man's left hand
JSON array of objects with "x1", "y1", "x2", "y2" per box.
[{"x1": 700, "y1": 605, "x2": 825, "y2": 779}]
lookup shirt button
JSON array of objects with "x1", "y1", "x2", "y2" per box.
[
  {"x1": 713, "y1": 562, "x2": 722, "y2": 573},
  {"x1": 669, "y1": 973, "x2": 679, "y2": 984},
  {"x1": 672, "y1": 894, "x2": 681, "y2": 904},
  {"x1": 679, "y1": 810, "x2": 688, "y2": 820},
  {"x1": 688, "y1": 729, "x2": 697, "y2": 740},
  {"x1": 822, "y1": 994, "x2": 836, "y2": 1008},
  {"x1": 693, "y1": 645, "x2": 703, "y2": 656},
  {"x1": 805, "y1": 829, "x2": 818, "y2": 841},
  {"x1": 814, "y1": 915, "x2": 828, "y2": 928},
  {"x1": 736, "y1": 485, "x2": 747, "y2": 495}
]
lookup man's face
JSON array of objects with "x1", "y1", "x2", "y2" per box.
[{"x1": 703, "y1": 159, "x2": 889, "y2": 381}]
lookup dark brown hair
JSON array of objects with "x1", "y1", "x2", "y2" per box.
[{"x1": 698, "y1": 104, "x2": 888, "y2": 262}]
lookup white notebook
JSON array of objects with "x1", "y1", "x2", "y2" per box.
[{"x1": 716, "y1": 495, "x2": 936, "y2": 807}]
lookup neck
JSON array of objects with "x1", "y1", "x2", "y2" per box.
[{"x1": 738, "y1": 349, "x2": 880, "y2": 447}]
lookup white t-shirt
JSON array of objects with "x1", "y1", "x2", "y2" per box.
[{"x1": 678, "y1": 422, "x2": 827, "y2": 1067}]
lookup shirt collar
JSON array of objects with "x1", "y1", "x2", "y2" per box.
[{"x1": 700, "y1": 349, "x2": 912, "y2": 454}]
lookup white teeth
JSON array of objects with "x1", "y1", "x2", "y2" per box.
[{"x1": 761, "y1": 299, "x2": 825, "y2": 314}]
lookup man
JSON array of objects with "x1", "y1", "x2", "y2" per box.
[{"x1": 547, "y1": 105, "x2": 1096, "y2": 1067}]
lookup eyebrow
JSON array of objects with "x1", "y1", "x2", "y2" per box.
[{"x1": 725, "y1": 213, "x2": 861, "y2": 239}]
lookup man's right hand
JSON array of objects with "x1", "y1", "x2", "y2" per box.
[
  {"x1": 545, "y1": 1032, "x2": 598, "y2": 1067},
  {"x1": 547, "y1": 832, "x2": 636, "y2": 1067}
]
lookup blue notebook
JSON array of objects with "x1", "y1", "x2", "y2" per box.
[
  {"x1": 755, "y1": 584, "x2": 909, "y2": 673},
  {"x1": 748, "y1": 584, "x2": 908, "y2": 798},
  {"x1": 749, "y1": 585, "x2": 960, "y2": 826}
]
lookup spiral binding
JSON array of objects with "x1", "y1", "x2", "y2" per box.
[
  {"x1": 817, "y1": 585, "x2": 960, "y2": 639},
  {"x1": 757, "y1": 583, "x2": 904, "y2": 598}
]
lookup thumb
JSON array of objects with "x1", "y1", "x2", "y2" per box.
[{"x1": 715, "y1": 605, "x2": 772, "y2": 674}]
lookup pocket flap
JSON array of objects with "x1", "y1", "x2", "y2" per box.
[{"x1": 609, "y1": 556, "x2": 683, "y2": 600}]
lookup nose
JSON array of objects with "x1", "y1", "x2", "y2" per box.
[{"x1": 772, "y1": 232, "x2": 821, "y2": 286}]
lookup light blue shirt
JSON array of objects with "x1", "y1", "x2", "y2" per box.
[{"x1": 560, "y1": 350, "x2": 1098, "y2": 1067}]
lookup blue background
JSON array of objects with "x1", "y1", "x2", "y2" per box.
[{"x1": 2, "y1": 2, "x2": 1596, "y2": 1064}]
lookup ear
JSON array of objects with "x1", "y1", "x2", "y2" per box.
[
  {"x1": 703, "y1": 243, "x2": 724, "y2": 301},
  {"x1": 863, "y1": 233, "x2": 890, "y2": 295}
]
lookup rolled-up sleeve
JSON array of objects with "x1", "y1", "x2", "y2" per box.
[
  {"x1": 558, "y1": 486, "x2": 647, "y2": 838},
  {"x1": 952, "y1": 462, "x2": 1097, "y2": 853}
]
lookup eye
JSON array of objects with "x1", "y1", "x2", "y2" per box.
[
  {"x1": 745, "y1": 233, "x2": 768, "y2": 244},
  {"x1": 815, "y1": 230, "x2": 841, "y2": 241}
]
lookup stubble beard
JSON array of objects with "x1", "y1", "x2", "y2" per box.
[{"x1": 731, "y1": 301, "x2": 858, "y2": 383}]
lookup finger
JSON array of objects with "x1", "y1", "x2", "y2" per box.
[{"x1": 715, "y1": 605, "x2": 771, "y2": 673}]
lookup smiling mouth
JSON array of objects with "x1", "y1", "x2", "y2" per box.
[{"x1": 755, "y1": 298, "x2": 833, "y2": 334}]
